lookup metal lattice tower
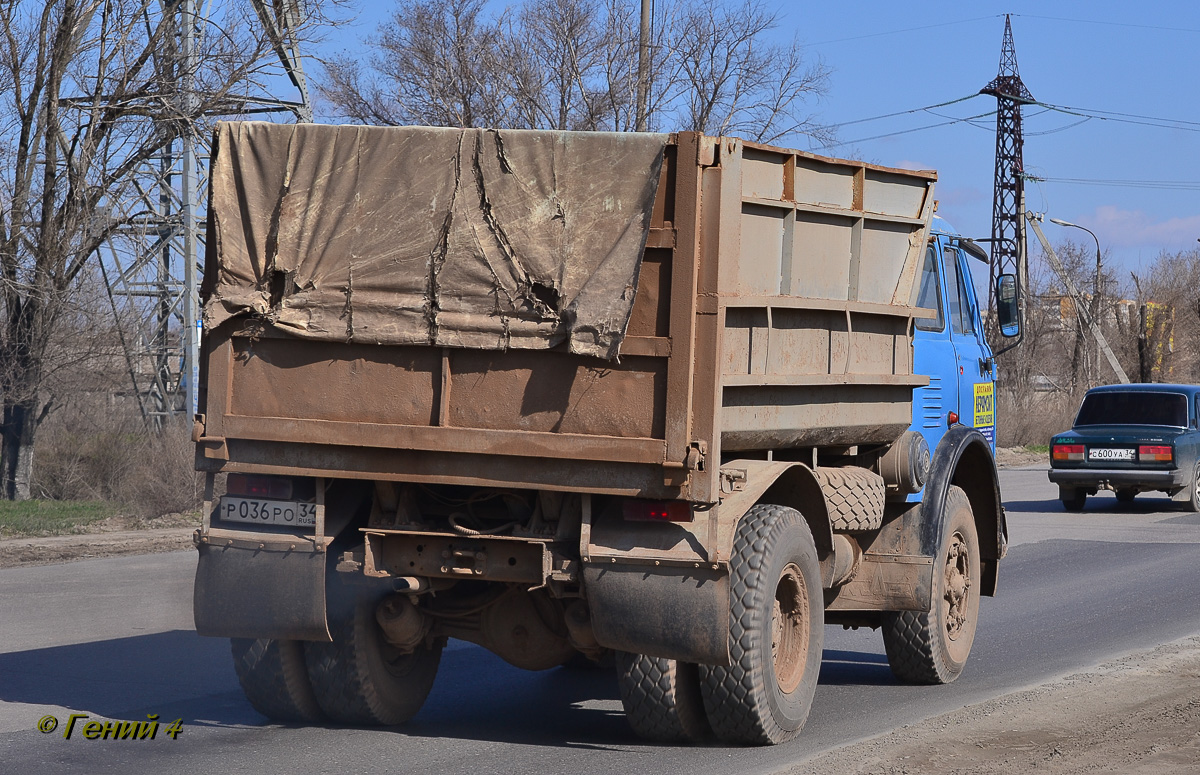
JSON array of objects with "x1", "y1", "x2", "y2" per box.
[
  {"x1": 93, "y1": 0, "x2": 311, "y2": 428},
  {"x1": 979, "y1": 14, "x2": 1034, "y2": 336}
]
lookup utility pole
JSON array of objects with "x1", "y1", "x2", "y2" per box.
[
  {"x1": 90, "y1": 1, "x2": 312, "y2": 428},
  {"x1": 1027, "y1": 214, "x2": 1129, "y2": 383},
  {"x1": 1049, "y1": 217, "x2": 1103, "y2": 386},
  {"x1": 635, "y1": 0, "x2": 651, "y2": 131},
  {"x1": 980, "y1": 15, "x2": 1035, "y2": 350}
]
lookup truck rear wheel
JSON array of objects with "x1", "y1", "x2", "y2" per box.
[
  {"x1": 699, "y1": 504, "x2": 823, "y2": 745},
  {"x1": 615, "y1": 652, "x2": 711, "y2": 743},
  {"x1": 230, "y1": 638, "x2": 324, "y2": 722},
  {"x1": 882, "y1": 485, "x2": 979, "y2": 684},
  {"x1": 304, "y1": 592, "x2": 443, "y2": 726}
]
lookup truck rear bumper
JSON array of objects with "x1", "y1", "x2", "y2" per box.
[{"x1": 1047, "y1": 467, "x2": 1186, "y2": 490}]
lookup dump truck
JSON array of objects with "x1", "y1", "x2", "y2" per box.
[{"x1": 191, "y1": 123, "x2": 1013, "y2": 745}]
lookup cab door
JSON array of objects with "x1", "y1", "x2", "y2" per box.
[
  {"x1": 911, "y1": 242, "x2": 958, "y2": 452},
  {"x1": 945, "y1": 244, "x2": 996, "y2": 448}
]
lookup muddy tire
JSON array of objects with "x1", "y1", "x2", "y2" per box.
[
  {"x1": 1061, "y1": 489, "x2": 1086, "y2": 512},
  {"x1": 230, "y1": 638, "x2": 324, "y2": 722},
  {"x1": 700, "y1": 504, "x2": 824, "y2": 745},
  {"x1": 615, "y1": 652, "x2": 711, "y2": 743},
  {"x1": 882, "y1": 485, "x2": 980, "y2": 685},
  {"x1": 816, "y1": 467, "x2": 886, "y2": 532},
  {"x1": 304, "y1": 592, "x2": 443, "y2": 726}
]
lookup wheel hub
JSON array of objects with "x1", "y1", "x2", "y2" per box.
[
  {"x1": 771, "y1": 563, "x2": 810, "y2": 694},
  {"x1": 943, "y1": 532, "x2": 971, "y2": 641}
]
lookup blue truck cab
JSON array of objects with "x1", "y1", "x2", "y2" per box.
[{"x1": 907, "y1": 217, "x2": 997, "y2": 500}]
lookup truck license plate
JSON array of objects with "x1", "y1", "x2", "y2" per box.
[
  {"x1": 1088, "y1": 448, "x2": 1134, "y2": 462},
  {"x1": 220, "y1": 496, "x2": 316, "y2": 527}
]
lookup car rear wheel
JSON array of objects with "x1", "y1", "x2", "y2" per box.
[
  {"x1": 1187, "y1": 463, "x2": 1200, "y2": 512},
  {"x1": 1061, "y1": 489, "x2": 1086, "y2": 512}
]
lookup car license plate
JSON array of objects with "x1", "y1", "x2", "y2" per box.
[
  {"x1": 1088, "y1": 447, "x2": 1135, "y2": 462},
  {"x1": 220, "y1": 496, "x2": 316, "y2": 527}
]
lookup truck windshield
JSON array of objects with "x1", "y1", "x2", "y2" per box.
[{"x1": 1075, "y1": 391, "x2": 1188, "y2": 427}]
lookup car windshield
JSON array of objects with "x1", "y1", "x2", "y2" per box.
[{"x1": 1075, "y1": 391, "x2": 1189, "y2": 427}]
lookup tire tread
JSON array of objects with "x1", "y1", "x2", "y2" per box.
[
  {"x1": 230, "y1": 638, "x2": 324, "y2": 723},
  {"x1": 700, "y1": 504, "x2": 822, "y2": 745},
  {"x1": 882, "y1": 485, "x2": 978, "y2": 685},
  {"x1": 817, "y1": 467, "x2": 886, "y2": 532},
  {"x1": 304, "y1": 596, "x2": 442, "y2": 726},
  {"x1": 616, "y1": 652, "x2": 710, "y2": 742}
]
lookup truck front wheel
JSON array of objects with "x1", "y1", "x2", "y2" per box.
[
  {"x1": 615, "y1": 652, "x2": 711, "y2": 742},
  {"x1": 230, "y1": 638, "x2": 324, "y2": 722},
  {"x1": 304, "y1": 591, "x2": 443, "y2": 725},
  {"x1": 882, "y1": 485, "x2": 980, "y2": 684},
  {"x1": 699, "y1": 504, "x2": 824, "y2": 745}
]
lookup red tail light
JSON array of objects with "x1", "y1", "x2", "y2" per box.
[
  {"x1": 227, "y1": 474, "x2": 294, "y2": 500},
  {"x1": 1138, "y1": 445, "x2": 1173, "y2": 462},
  {"x1": 623, "y1": 499, "x2": 692, "y2": 523},
  {"x1": 1052, "y1": 444, "x2": 1084, "y2": 461}
]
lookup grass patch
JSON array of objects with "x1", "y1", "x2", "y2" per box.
[
  {"x1": 0, "y1": 500, "x2": 119, "y2": 538},
  {"x1": 1024, "y1": 444, "x2": 1050, "y2": 454}
]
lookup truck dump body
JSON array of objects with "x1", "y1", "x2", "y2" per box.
[
  {"x1": 197, "y1": 124, "x2": 935, "y2": 505},
  {"x1": 194, "y1": 124, "x2": 1008, "y2": 745}
]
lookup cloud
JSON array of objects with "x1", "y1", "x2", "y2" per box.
[
  {"x1": 1079, "y1": 206, "x2": 1200, "y2": 250},
  {"x1": 893, "y1": 159, "x2": 933, "y2": 172}
]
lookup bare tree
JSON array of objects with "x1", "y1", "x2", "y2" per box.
[
  {"x1": 317, "y1": 0, "x2": 832, "y2": 147},
  {"x1": 1128, "y1": 248, "x2": 1200, "y2": 383},
  {"x1": 320, "y1": 0, "x2": 508, "y2": 127},
  {"x1": 498, "y1": 0, "x2": 607, "y2": 130},
  {"x1": 673, "y1": 0, "x2": 830, "y2": 144},
  {"x1": 0, "y1": 0, "x2": 333, "y2": 499}
]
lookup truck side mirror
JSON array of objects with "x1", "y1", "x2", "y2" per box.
[{"x1": 996, "y1": 274, "x2": 1020, "y2": 338}]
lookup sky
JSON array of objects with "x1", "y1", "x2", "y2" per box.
[
  {"x1": 779, "y1": 2, "x2": 1200, "y2": 281},
  {"x1": 306, "y1": 1, "x2": 1200, "y2": 283}
]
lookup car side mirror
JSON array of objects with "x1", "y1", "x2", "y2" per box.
[{"x1": 996, "y1": 274, "x2": 1020, "y2": 338}]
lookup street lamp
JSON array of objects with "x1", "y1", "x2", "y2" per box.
[{"x1": 1049, "y1": 217, "x2": 1103, "y2": 385}]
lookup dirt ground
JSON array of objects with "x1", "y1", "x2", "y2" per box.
[
  {"x1": 0, "y1": 512, "x2": 198, "y2": 568},
  {"x1": 994, "y1": 445, "x2": 1047, "y2": 469},
  {"x1": 789, "y1": 638, "x2": 1200, "y2": 774}
]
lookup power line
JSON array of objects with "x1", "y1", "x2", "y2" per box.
[
  {"x1": 1025, "y1": 116, "x2": 1092, "y2": 136},
  {"x1": 819, "y1": 96, "x2": 1200, "y2": 151},
  {"x1": 1011, "y1": 14, "x2": 1200, "y2": 35},
  {"x1": 816, "y1": 109, "x2": 998, "y2": 150},
  {"x1": 1026, "y1": 175, "x2": 1200, "y2": 191},
  {"x1": 812, "y1": 94, "x2": 983, "y2": 132},
  {"x1": 806, "y1": 15, "x2": 1001, "y2": 47},
  {"x1": 1036, "y1": 101, "x2": 1200, "y2": 132}
]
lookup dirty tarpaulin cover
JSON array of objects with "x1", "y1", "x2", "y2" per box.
[{"x1": 202, "y1": 122, "x2": 668, "y2": 360}]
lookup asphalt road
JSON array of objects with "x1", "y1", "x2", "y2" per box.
[{"x1": 3, "y1": 467, "x2": 1200, "y2": 774}]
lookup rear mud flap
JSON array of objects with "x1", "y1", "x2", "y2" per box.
[
  {"x1": 583, "y1": 563, "x2": 730, "y2": 666},
  {"x1": 194, "y1": 529, "x2": 331, "y2": 642}
]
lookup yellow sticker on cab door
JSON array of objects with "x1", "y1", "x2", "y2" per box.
[{"x1": 973, "y1": 382, "x2": 995, "y2": 427}]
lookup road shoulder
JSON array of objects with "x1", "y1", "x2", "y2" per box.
[
  {"x1": 787, "y1": 636, "x2": 1200, "y2": 775},
  {"x1": 0, "y1": 528, "x2": 196, "y2": 568}
]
